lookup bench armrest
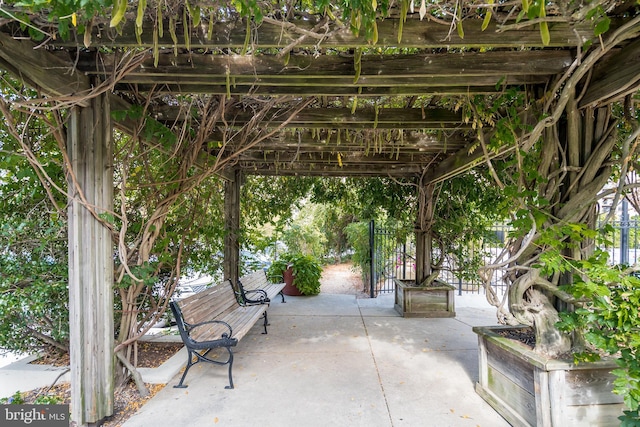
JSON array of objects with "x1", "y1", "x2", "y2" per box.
[
  {"x1": 241, "y1": 289, "x2": 270, "y2": 305},
  {"x1": 187, "y1": 319, "x2": 234, "y2": 340}
]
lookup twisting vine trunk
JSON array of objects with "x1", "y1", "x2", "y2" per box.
[{"x1": 483, "y1": 92, "x2": 620, "y2": 357}]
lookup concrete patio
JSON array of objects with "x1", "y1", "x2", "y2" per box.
[{"x1": 122, "y1": 292, "x2": 510, "y2": 427}]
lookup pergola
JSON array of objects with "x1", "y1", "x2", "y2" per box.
[{"x1": 1, "y1": 2, "x2": 639, "y2": 425}]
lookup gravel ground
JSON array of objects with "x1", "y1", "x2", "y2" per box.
[{"x1": 319, "y1": 262, "x2": 368, "y2": 297}]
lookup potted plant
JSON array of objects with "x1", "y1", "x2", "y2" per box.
[
  {"x1": 267, "y1": 253, "x2": 322, "y2": 296},
  {"x1": 473, "y1": 237, "x2": 636, "y2": 426},
  {"x1": 394, "y1": 271, "x2": 455, "y2": 318},
  {"x1": 466, "y1": 100, "x2": 640, "y2": 424}
]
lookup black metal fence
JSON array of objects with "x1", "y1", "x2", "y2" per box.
[
  {"x1": 369, "y1": 220, "x2": 415, "y2": 297},
  {"x1": 598, "y1": 219, "x2": 640, "y2": 266},
  {"x1": 370, "y1": 220, "x2": 640, "y2": 298}
]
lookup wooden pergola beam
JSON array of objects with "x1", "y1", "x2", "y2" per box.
[
  {"x1": 153, "y1": 107, "x2": 467, "y2": 130},
  {"x1": 221, "y1": 130, "x2": 468, "y2": 152},
  {"x1": 116, "y1": 83, "x2": 522, "y2": 96},
  {"x1": 580, "y1": 38, "x2": 640, "y2": 107},
  {"x1": 239, "y1": 161, "x2": 425, "y2": 177},
  {"x1": 74, "y1": 49, "x2": 570, "y2": 97},
  {"x1": 80, "y1": 50, "x2": 572, "y2": 78},
  {"x1": 57, "y1": 18, "x2": 603, "y2": 50},
  {"x1": 0, "y1": 32, "x2": 90, "y2": 106}
]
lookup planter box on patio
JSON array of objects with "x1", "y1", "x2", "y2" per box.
[
  {"x1": 393, "y1": 278, "x2": 455, "y2": 318},
  {"x1": 473, "y1": 325, "x2": 624, "y2": 427}
]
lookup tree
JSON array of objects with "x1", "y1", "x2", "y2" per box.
[{"x1": 0, "y1": 79, "x2": 69, "y2": 355}]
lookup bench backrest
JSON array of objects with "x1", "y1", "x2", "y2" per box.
[
  {"x1": 238, "y1": 269, "x2": 269, "y2": 292},
  {"x1": 170, "y1": 280, "x2": 241, "y2": 341}
]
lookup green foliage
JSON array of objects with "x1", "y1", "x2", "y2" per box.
[
  {"x1": 2, "y1": 0, "x2": 113, "y2": 39},
  {"x1": 0, "y1": 87, "x2": 69, "y2": 354},
  {"x1": 431, "y1": 170, "x2": 507, "y2": 282},
  {"x1": 279, "y1": 206, "x2": 327, "y2": 259},
  {"x1": 33, "y1": 394, "x2": 63, "y2": 405},
  {"x1": 548, "y1": 232, "x2": 640, "y2": 421},
  {"x1": 344, "y1": 221, "x2": 371, "y2": 281},
  {"x1": 0, "y1": 391, "x2": 25, "y2": 404},
  {"x1": 558, "y1": 263, "x2": 640, "y2": 421},
  {"x1": 0, "y1": 390, "x2": 61, "y2": 405},
  {"x1": 267, "y1": 252, "x2": 323, "y2": 295}
]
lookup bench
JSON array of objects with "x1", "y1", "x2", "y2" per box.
[
  {"x1": 237, "y1": 269, "x2": 286, "y2": 305},
  {"x1": 169, "y1": 279, "x2": 270, "y2": 389}
]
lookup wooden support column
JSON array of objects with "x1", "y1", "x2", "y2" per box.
[
  {"x1": 415, "y1": 180, "x2": 435, "y2": 285},
  {"x1": 224, "y1": 168, "x2": 242, "y2": 286},
  {"x1": 67, "y1": 93, "x2": 114, "y2": 426}
]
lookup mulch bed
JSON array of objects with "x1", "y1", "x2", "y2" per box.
[
  {"x1": 29, "y1": 341, "x2": 183, "y2": 368},
  {"x1": 19, "y1": 341, "x2": 183, "y2": 426},
  {"x1": 494, "y1": 327, "x2": 536, "y2": 348}
]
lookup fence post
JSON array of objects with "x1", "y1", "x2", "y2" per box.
[
  {"x1": 369, "y1": 220, "x2": 375, "y2": 298},
  {"x1": 621, "y1": 199, "x2": 629, "y2": 265}
]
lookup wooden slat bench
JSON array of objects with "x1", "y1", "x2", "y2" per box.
[
  {"x1": 237, "y1": 269, "x2": 286, "y2": 305},
  {"x1": 169, "y1": 279, "x2": 270, "y2": 389}
]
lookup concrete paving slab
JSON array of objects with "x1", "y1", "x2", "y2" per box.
[
  {"x1": 362, "y1": 316, "x2": 509, "y2": 427},
  {"x1": 0, "y1": 355, "x2": 70, "y2": 399},
  {"x1": 122, "y1": 293, "x2": 510, "y2": 427},
  {"x1": 273, "y1": 294, "x2": 361, "y2": 316},
  {"x1": 0, "y1": 292, "x2": 511, "y2": 426},
  {"x1": 357, "y1": 293, "x2": 400, "y2": 317},
  {"x1": 247, "y1": 314, "x2": 370, "y2": 354}
]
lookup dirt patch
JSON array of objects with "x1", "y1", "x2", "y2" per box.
[
  {"x1": 320, "y1": 262, "x2": 368, "y2": 297},
  {"x1": 134, "y1": 342, "x2": 183, "y2": 368}
]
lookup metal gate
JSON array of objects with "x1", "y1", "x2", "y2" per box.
[{"x1": 369, "y1": 220, "x2": 415, "y2": 297}]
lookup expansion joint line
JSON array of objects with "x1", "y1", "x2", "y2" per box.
[{"x1": 358, "y1": 304, "x2": 394, "y2": 427}]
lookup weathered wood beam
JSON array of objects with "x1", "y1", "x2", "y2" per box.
[
  {"x1": 580, "y1": 39, "x2": 640, "y2": 107},
  {"x1": 67, "y1": 92, "x2": 114, "y2": 425},
  {"x1": 118, "y1": 74, "x2": 546, "y2": 88},
  {"x1": 0, "y1": 32, "x2": 90, "y2": 106},
  {"x1": 78, "y1": 50, "x2": 566, "y2": 97},
  {"x1": 211, "y1": 129, "x2": 469, "y2": 156},
  {"x1": 81, "y1": 50, "x2": 572, "y2": 79},
  {"x1": 239, "y1": 161, "x2": 424, "y2": 177},
  {"x1": 115, "y1": 82, "x2": 531, "y2": 96},
  {"x1": 233, "y1": 149, "x2": 439, "y2": 165},
  {"x1": 59, "y1": 17, "x2": 603, "y2": 50},
  {"x1": 152, "y1": 107, "x2": 467, "y2": 130}
]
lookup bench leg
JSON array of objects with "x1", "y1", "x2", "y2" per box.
[
  {"x1": 279, "y1": 290, "x2": 286, "y2": 303},
  {"x1": 225, "y1": 347, "x2": 235, "y2": 389},
  {"x1": 174, "y1": 349, "x2": 196, "y2": 388},
  {"x1": 262, "y1": 311, "x2": 268, "y2": 334}
]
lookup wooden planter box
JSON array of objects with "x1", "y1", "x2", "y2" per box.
[
  {"x1": 472, "y1": 326, "x2": 624, "y2": 427},
  {"x1": 393, "y1": 279, "x2": 455, "y2": 318}
]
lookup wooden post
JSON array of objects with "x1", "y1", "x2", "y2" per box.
[
  {"x1": 224, "y1": 168, "x2": 242, "y2": 286},
  {"x1": 415, "y1": 180, "x2": 435, "y2": 284},
  {"x1": 67, "y1": 93, "x2": 114, "y2": 426}
]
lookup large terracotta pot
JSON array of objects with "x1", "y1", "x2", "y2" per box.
[{"x1": 281, "y1": 267, "x2": 303, "y2": 296}]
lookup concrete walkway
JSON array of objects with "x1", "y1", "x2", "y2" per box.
[{"x1": 122, "y1": 293, "x2": 510, "y2": 427}]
